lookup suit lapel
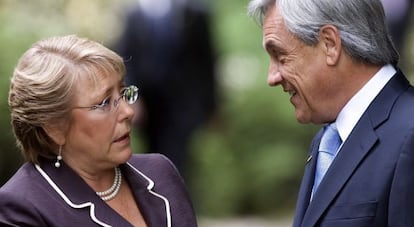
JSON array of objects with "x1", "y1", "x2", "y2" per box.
[
  {"x1": 301, "y1": 119, "x2": 378, "y2": 226},
  {"x1": 299, "y1": 70, "x2": 409, "y2": 226},
  {"x1": 293, "y1": 129, "x2": 324, "y2": 227}
]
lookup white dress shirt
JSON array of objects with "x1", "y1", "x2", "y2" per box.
[{"x1": 336, "y1": 64, "x2": 396, "y2": 144}]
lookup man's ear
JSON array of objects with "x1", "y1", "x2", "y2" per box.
[
  {"x1": 42, "y1": 123, "x2": 66, "y2": 145},
  {"x1": 319, "y1": 25, "x2": 342, "y2": 66}
]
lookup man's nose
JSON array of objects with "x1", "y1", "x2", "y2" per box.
[{"x1": 267, "y1": 62, "x2": 283, "y2": 86}]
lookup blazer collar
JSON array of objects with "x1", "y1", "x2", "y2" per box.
[
  {"x1": 37, "y1": 159, "x2": 171, "y2": 227},
  {"x1": 298, "y1": 71, "x2": 410, "y2": 227}
]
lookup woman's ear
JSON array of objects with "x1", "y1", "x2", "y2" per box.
[
  {"x1": 319, "y1": 25, "x2": 342, "y2": 66},
  {"x1": 42, "y1": 123, "x2": 66, "y2": 145}
]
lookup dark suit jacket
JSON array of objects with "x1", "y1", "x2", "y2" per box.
[
  {"x1": 293, "y1": 70, "x2": 414, "y2": 226},
  {"x1": 0, "y1": 154, "x2": 197, "y2": 227},
  {"x1": 116, "y1": 3, "x2": 217, "y2": 170}
]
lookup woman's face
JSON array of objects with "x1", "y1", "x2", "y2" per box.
[{"x1": 63, "y1": 73, "x2": 135, "y2": 171}]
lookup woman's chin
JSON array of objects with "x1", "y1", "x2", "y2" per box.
[{"x1": 116, "y1": 148, "x2": 134, "y2": 164}]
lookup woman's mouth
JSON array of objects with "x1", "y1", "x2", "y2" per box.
[{"x1": 113, "y1": 134, "x2": 130, "y2": 143}]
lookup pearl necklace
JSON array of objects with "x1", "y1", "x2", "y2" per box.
[{"x1": 96, "y1": 167, "x2": 122, "y2": 201}]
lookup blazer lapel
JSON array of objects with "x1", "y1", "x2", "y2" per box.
[
  {"x1": 38, "y1": 160, "x2": 132, "y2": 226},
  {"x1": 38, "y1": 158, "x2": 173, "y2": 227},
  {"x1": 300, "y1": 70, "x2": 409, "y2": 226},
  {"x1": 293, "y1": 128, "x2": 324, "y2": 227},
  {"x1": 122, "y1": 163, "x2": 169, "y2": 227}
]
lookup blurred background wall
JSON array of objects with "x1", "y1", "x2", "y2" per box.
[{"x1": 0, "y1": 0, "x2": 413, "y2": 225}]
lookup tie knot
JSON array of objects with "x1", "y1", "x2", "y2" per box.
[{"x1": 319, "y1": 123, "x2": 342, "y2": 155}]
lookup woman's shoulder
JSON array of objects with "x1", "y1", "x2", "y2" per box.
[
  {"x1": 128, "y1": 153, "x2": 176, "y2": 171},
  {"x1": 126, "y1": 153, "x2": 183, "y2": 183},
  {"x1": 127, "y1": 153, "x2": 180, "y2": 175},
  {"x1": 0, "y1": 163, "x2": 47, "y2": 225},
  {"x1": 0, "y1": 162, "x2": 40, "y2": 194}
]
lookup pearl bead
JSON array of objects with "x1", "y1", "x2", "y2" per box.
[{"x1": 96, "y1": 167, "x2": 122, "y2": 201}]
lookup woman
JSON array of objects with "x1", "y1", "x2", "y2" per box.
[{"x1": 0, "y1": 35, "x2": 197, "y2": 227}]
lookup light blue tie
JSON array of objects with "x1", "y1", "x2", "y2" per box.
[{"x1": 313, "y1": 123, "x2": 342, "y2": 195}]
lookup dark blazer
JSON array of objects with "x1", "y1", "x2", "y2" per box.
[
  {"x1": 293, "y1": 70, "x2": 414, "y2": 226},
  {"x1": 0, "y1": 154, "x2": 197, "y2": 227}
]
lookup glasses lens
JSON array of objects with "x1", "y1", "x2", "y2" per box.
[{"x1": 124, "y1": 85, "x2": 139, "y2": 104}]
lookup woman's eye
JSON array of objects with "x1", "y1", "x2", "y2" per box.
[{"x1": 93, "y1": 97, "x2": 111, "y2": 110}]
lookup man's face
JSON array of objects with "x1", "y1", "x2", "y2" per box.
[{"x1": 262, "y1": 3, "x2": 341, "y2": 124}]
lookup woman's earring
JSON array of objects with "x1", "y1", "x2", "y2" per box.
[{"x1": 55, "y1": 146, "x2": 62, "y2": 168}]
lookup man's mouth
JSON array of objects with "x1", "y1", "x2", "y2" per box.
[{"x1": 287, "y1": 90, "x2": 297, "y2": 97}]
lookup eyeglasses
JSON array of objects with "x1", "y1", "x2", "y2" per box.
[{"x1": 73, "y1": 85, "x2": 139, "y2": 113}]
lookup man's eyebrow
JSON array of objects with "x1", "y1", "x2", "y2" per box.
[{"x1": 263, "y1": 41, "x2": 285, "y2": 55}]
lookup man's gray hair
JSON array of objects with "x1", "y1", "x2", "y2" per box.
[{"x1": 248, "y1": 0, "x2": 399, "y2": 65}]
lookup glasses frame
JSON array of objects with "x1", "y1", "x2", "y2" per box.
[{"x1": 72, "y1": 85, "x2": 139, "y2": 113}]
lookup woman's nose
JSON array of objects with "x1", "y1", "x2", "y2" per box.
[{"x1": 118, "y1": 100, "x2": 135, "y2": 122}]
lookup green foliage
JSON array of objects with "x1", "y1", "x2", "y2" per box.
[
  {"x1": 183, "y1": 0, "x2": 319, "y2": 217},
  {"x1": 0, "y1": 13, "x2": 31, "y2": 185},
  {"x1": 188, "y1": 83, "x2": 318, "y2": 217}
]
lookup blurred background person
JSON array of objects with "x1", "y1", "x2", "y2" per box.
[
  {"x1": 381, "y1": 0, "x2": 413, "y2": 52},
  {"x1": 116, "y1": 0, "x2": 218, "y2": 176},
  {"x1": 381, "y1": 0, "x2": 414, "y2": 71}
]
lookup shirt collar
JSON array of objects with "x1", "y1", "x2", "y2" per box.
[{"x1": 335, "y1": 64, "x2": 396, "y2": 142}]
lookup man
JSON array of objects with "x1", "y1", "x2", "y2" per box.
[{"x1": 248, "y1": 0, "x2": 414, "y2": 226}]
